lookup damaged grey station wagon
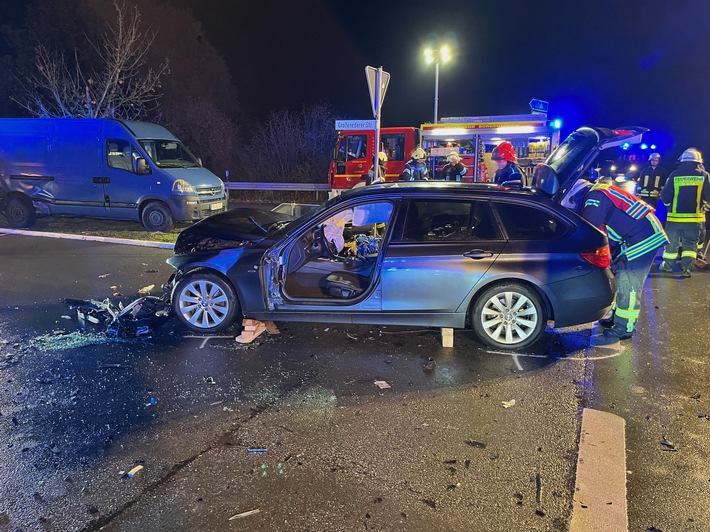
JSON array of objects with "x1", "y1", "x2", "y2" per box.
[{"x1": 164, "y1": 127, "x2": 646, "y2": 350}]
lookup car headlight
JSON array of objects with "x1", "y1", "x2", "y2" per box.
[{"x1": 173, "y1": 179, "x2": 196, "y2": 194}]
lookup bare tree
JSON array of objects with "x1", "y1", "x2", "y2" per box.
[
  {"x1": 240, "y1": 104, "x2": 336, "y2": 183},
  {"x1": 13, "y1": 1, "x2": 167, "y2": 119}
]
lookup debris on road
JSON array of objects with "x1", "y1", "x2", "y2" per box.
[
  {"x1": 65, "y1": 296, "x2": 170, "y2": 338},
  {"x1": 502, "y1": 399, "x2": 516, "y2": 408},
  {"x1": 690, "y1": 392, "x2": 701, "y2": 400},
  {"x1": 423, "y1": 357, "x2": 435, "y2": 371},
  {"x1": 464, "y1": 439, "x2": 487, "y2": 449},
  {"x1": 98, "y1": 273, "x2": 111, "y2": 278},
  {"x1": 248, "y1": 448, "x2": 267, "y2": 453},
  {"x1": 203, "y1": 376, "x2": 217, "y2": 385},
  {"x1": 660, "y1": 437, "x2": 677, "y2": 451},
  {"x1": 374, "y1": 380, "x2": 391, "y2": 389},
  {"x1": 126, "y1": 465, "x2": 143, "y2": 478},
  {"x1": 235, "y1": 319, "x2": 266, "y2": 343},
  {"x1": 228, "y1": 509, "x2": 260, "y2": 520},
  {"x1": 137, "y1": 284, "x2": 155, "y2": 295}
]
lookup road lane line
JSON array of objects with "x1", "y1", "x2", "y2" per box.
[{"x1": 570, "y1": 408, "x2": 628, "y2": 531}]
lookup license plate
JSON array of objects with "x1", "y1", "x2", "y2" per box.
[{"x1": 210, "y1": 202, "x2": 222, "y2": 211}]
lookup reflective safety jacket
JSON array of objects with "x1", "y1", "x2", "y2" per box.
[
  {"x1": 493, "y1": 162, "x2": 526, "y2": 186},
  {"x1": 582, "y1": 183, "x2": 668, "y2": 261},
  {"x1": 400, "y1": 159, "x2": 429, "y2": 181},
  {"x1": 634, "y1": 164, "x2": 668, "y2": 198},
  {"x1": 441, "y1": 161, "x2": 467, "y2": 181},
  {"x1": 660, "y1": 161, "x2": 710, "y2": 223}
]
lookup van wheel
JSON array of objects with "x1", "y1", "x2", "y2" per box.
[
  {"x1": 471, "y1": 282, "x2": 546, "y2": 350},
  {"x1": 5, "y1": 197, "x2": 36, "y2": 228},
  {"x1": 172, "y1": 270, "x2": 238, "y2": 333},
  {"x1": 141, "y1": 202, "x2": 174, "y2": 232}
]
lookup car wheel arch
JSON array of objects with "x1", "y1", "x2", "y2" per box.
[{"x1": 465, "y1": 277, "x2": 554, "y2": 328}]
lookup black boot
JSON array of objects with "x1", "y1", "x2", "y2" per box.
[{"x1": 598, "y1": 312, "x2": 615, "y2": 328}]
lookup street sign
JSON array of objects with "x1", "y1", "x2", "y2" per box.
[
  {"x1": 365, "y1": 66, "x2": 390, "y2": 119},
  {"x1": 335, "y1": 120, "x2": 377, "y2": 131},
  {"x1": 529, "y1": 99, "x2": 549, "y2": 114}
]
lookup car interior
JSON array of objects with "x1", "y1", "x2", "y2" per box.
[{"x1": 283, "y1": 202, "x2": 393, "y2": 300}]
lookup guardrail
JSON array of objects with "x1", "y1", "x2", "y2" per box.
[{"x1": 224, "y1": 182, "x2": 331, "y2": 191}]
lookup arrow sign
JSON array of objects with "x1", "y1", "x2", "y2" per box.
[
  {"x1": 529, "y1": 99, "x2": 549, "y2": 114},
  {"x1": 365, "y1": 66, "x2": 390, "y2": 119}
]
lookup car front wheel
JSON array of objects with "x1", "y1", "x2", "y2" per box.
[
  {"x1": 471, "y1": 283, "x2": 546, "y2": 350},
  {"x1": 172, "y1": 270, "x2": 238, "y2": 333}
]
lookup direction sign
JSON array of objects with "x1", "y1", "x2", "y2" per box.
[
  {"x1": 335, "y1": 120, "x2": 377, "y2": 131},
  {"x1": 365, "y1": 66, "x2": 390, "y2": 118},
  {"x1": 529, "y1": 99, "x2": 549, "y2": 114}
]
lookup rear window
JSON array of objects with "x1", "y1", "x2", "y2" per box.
[
  {"x1": 401, "y1": 199, "x2": 501, "y2": 241},
  {"x1": 494, "y1": 202, "x2": 567, "y2": 239}
]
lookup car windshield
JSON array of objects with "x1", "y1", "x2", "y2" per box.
[{"x1": 139, "y1": 139, "x2": 201, "y2": 168}]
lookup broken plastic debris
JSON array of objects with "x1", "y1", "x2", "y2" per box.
[
  {"x1": 423, "y1": 357, "x2": 435, "y2": 371},
  {"x1": 204, "y1": 376, "x2": 217, "y2": 385},
  {"x1": 660, "y1": 437, "x2": 677, "y2": 451},
  {"x1": 248, "y1": 448, "x2": 267, "y2": 453},
  {"x1": 98, "y1": 273, "x2": 111, "y2": 278},
  {"x1": 502, "y1": 399, "x2": 516, "y2": 408},
  {"x1": 137, "y1": 284, "x2": 155, "y2": 295},
  {"x1": 65, "y1": 296, "x2": 170, "y2": 338},
  {"x1": 228, "y1": 509, "x2": 260, "y2": 520},
  {"x1": 126, "y1": 465, "x2": 143, "y2": 478},
  {"x1": 374, "y1": 380, "x2": 391, "y2": 389}
]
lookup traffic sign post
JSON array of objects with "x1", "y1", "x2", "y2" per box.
[
  {"x1": 365, "y1": 66, "x2": 390, "y2": 182},
  {"x1": 529, "y1": 99, "x2": 549, "y2": 114}
]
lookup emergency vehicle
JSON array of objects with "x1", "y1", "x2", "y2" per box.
[{"x1": 328, "y1": 114, "x2": 561, "y2": 193}]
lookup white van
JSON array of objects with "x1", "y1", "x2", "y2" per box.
[{"x1": 0, "y1": 118, "x2": 226, "y2": 231}]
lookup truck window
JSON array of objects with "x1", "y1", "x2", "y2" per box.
[
  {"x1": 381, "y1": 134, "x2": 405, "y2": 161},
  {"x1": 107, "y1": 139, "x2": 134, "y2": 172},
  {"x1": 337, "y1": 135, "x2": 367, "y2": 162}
]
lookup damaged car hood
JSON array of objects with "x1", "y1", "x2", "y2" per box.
[{"x1": 173, "y1": 207, "x2": 294, "y2": 255}]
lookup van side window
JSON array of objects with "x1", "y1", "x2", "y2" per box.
[{"x1": 107, "y1": 139, "x2": 134, "y2": 172}]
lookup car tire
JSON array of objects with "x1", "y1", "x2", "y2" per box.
[
  {"x1": 5, "y1": 197, "x2": 36, "y2": 228},
  {"x1": 141, "y1": 201, "x2": 174, "y2": 232},
  {"x1": 471, "y1": 282, "x2": 546, "y2": 350},
  {"x1": 172, "y1": 270, "x2": 239, "y2": 333}
]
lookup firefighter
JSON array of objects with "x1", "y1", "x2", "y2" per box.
[
  {"x1": 634, "y1": 152, "x2": 668, "y2": 208},
  {"x1": 491, "y1": 141, "x2": 526, "y2": 186},
  {"x1": 658, "y1": 148, "x2": 710, "y2": 277},
  {"x1": 400, "y1": 147, "x2": 429, "y2": 181},
  {"x1": 365, "y1": 152, "x2": 388, "y2": 185},
  {"x1": 441, "y1": 151, "x2": 467, "y2": 181},
  {"x1": 566, "y1": 178, "x2": 668, "y2": 340}
]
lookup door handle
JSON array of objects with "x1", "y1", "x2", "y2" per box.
[
  {"x1": 464, "y1": 249, "x2": 494, "y2": 259},
  {"x1": 93, "y1": 177, "x2": 110, "y2": 184}
]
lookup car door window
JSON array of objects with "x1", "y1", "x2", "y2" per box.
[
  {"x1": 107, "y1": 139, "x2": 135, "y2": 173},
  {"x1": 401, "y1": 200, "x2": 501, "y2": 241},
  {"x1": 283, "y1": 200, "x2": 393, "y2": 301},
  {"x1": 494, "y1": 202, "x2": 567, "y2": 239}
]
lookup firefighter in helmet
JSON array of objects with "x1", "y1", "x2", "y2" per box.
[
  {"x1": 441, "y1": 151, "x2": 467, "y2": 181},
  {"x1": 400, "y1": 147, "x2": 429, "y2": 181},
  {"x1": 365, "y1": 151, "x2": 388, "y2": 185},
  {"x1": 491, "y1": 141, "x2": 526, "y2": 186},
  {"x1": 634, "y1": 152, "x2": 668, "y2": 208},
  {"x1": 658, "y1": 147, "x2": 710, "y2": 277}
]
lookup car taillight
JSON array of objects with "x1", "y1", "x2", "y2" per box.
[{"x1": 580, "y1": 245, "x2": 611, "y2": 268}]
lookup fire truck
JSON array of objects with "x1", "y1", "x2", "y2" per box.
[{"x1": 328, "y1": 114, "x2": 561, "y2": 193}]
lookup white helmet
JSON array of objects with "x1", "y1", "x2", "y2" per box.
[
  {"x1": 447, "y1": 151, "x2": 460, "y2": 163},
  {"x1": 560, "y1": 179, "x2": 593, "y2": 211},
  {"x1": 679, "y1": 148, "x2": 703, "y2": 163},
  {"x1": 411, "y1": 147, "x2": 426, "y2": 160},
  {"x1": 648, "y1": 152, "x2": 661, "y2": 161},
  {"x1": 378, "y1": 151, "x2": 388, "y2": 163}
]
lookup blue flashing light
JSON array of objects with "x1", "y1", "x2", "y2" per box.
[
  {"x1": 640, "y1": 143, "x2": 648, "y2": 150},
  {"x1": 650, "y1": 144, "x2": 657, "y2": 150},
  {"x1": 551, "y1": 118, "x2": 562, "y2": 130},
  {"x1": 622, "y1": 143, "x2": 630, "y2": 150}
]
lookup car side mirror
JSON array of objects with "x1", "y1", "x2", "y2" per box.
[{"x1": 136, "y1": 157, "x2": 151, "y2": 175}]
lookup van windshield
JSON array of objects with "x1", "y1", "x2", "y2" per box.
[{"x1": 139, "y1": 140, "x2": 200, "y2": 168}]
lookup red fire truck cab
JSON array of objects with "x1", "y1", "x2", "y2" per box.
[{"x1": 328, "y1": 127, "x2": 421, "y2": 192}]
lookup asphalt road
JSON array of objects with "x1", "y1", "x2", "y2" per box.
[{"x1": 0, "y1": 232, "x2": 708, "y2": 531}]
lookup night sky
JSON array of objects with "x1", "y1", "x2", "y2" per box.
[{"x1": 175, "y1": 0, "x2": 710, "y2": 158}]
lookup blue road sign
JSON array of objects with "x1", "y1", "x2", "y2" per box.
[{"x1": 529, "y1": 99, "x2": 549, "y2": 114}]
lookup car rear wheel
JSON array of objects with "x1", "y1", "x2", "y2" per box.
[
  {"x1": 5, "y1": 197, "x2": 36, "y2": 228},
  {"x1": 471, "y1": 282, "x2": 546, "y2": 350},
  {"x1": 172, "y1": 270, "x2": 238, "y2": 333}
]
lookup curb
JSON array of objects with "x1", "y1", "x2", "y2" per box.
[
  {"x1": 0, "y1": 228, "x2": 174, "y2": 249},
  {"x1": 570, "y1": 408, "x2": 627, "y2": 531}
]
